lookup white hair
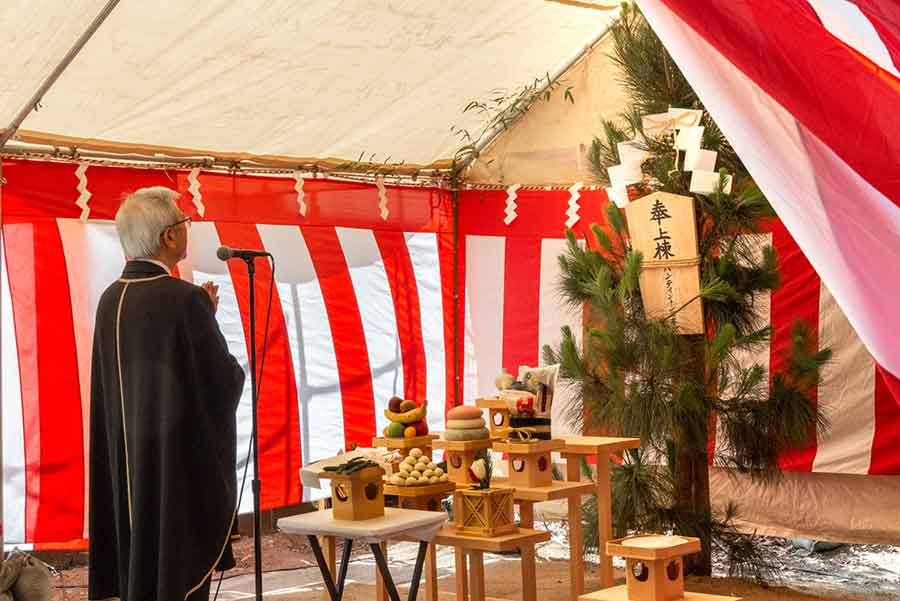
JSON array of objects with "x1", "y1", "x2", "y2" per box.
[{"x1": 115, "y1": 187, "x2": 182, "y2": 259}]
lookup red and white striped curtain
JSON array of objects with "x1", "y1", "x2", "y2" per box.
[
  {"x1": 1, "y1": 159, "x2": 456, "y2": 549},
  {"x1": 636, "y1": 0, "x2": 900, "y2": 406},
  {"x1": 3, "y1": 158, "x2": 899, "y2": 550},
  {"x1": 459, "y1": 188, "x2": 900, "y2": 476}
]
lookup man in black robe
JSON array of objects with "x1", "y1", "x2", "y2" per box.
[{"x1": 89, "y1": 186, "x2": 245, "y2": 601}]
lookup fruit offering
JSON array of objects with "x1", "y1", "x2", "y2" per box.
[
  {"x1": 387, "y1": 448, "x2": 448, "y2": 486},
  {"x1": 444, "y1": 405, "x2": 490, "y2": 441},
  {"x1": 383, "y1": 397, "x2": 429, "y2": 438}
]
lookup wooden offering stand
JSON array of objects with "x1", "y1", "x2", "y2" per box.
[
  {"x1": 475, "y1": 396, "x2": 510, "y2": 437},
  {"x1": 431, "y1": 436, "x2": 493, "y2": 486},
  {"x1": 433, "y1": 526, "x2": 550, "y2": 601},
  {"x1": 383, "y1": 480, "x2": 455, "y2": 511},
  {"x1": 561, "y1": 436, "x2": 641, "y2": 590},
  {"x1": 371, "y1": 433, "x2": 439, "y2": 464},
  {"x1": 491, "y1": 437, "x2": 594, "y2": 601},
  {"x1": 493, "y1": 438, "x2": 564, "y2": 488},
  {"x1": 580, "y1": 535, "x2": 741, "y2": 601},
  {"x1": 317, "y1": 465, "x2": 384, "y2": 521}
]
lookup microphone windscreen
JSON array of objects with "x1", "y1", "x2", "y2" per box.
[{"x1": 216, "y1": 246, "x2": 233, "y2": 261}]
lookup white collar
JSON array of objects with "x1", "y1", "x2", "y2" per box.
[{"x1": 134, "y1": 258, "x2": 172, "y2": 276}]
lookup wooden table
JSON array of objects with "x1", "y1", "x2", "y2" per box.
[
  {"x1": 433, "y1": 526, "x2": 550, "y2": 601},
  {"x1": 560, "y1": 436, "x2": 641, "y2": 590},
  {"x1": 580, "y1": 585, "x2": 741, "y2": 600},
  {"x1": 277, "y1": 507, "x2": 446, "y2": 601},
  {"x1": 492, "y1": 479, "x2": 595, "y2": 601}
]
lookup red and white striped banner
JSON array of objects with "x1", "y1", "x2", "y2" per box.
[
  {"x1": 3, "y1": 155, "x2": 899, "y2": 551},
  {"x1": 1, "y1": 160, "x2": 455, "y2": 549},
  {"x1": 459, "y1": 191, "x2": 900, "y2": 477},
  {"x1": 637, "y1": 0, "x2": 900, "y2": 404}
]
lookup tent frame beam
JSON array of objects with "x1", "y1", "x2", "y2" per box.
[
  {"x1": 1, "y1": 144, "x2": 450, "y2": 188},
  {"x1": 0, "y1": 0, "x2": 122, "y2": 150}
]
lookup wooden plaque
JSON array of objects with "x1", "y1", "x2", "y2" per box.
[{"x1": 624, "y1": 192, "x2": 703, "y2": 334}]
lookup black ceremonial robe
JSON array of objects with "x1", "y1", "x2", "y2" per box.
[{"x1": 89, "y1": 261, "x2": 245, "y2": 601}]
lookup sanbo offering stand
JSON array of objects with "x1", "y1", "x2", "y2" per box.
[
  {"x1": 580, "y1": 534, "x2": 741, "y2": 601},
  {"x1": 561, "y1": 436, "x2": 641, "y2": 590},
  {"x1": 432, "y1": 436, "x2": 493, "y2": 486},
  {"x1": 475, "y1": 396, "x2": 510, "y2": 437}
]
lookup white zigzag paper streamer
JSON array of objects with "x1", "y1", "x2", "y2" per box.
[
  {"x1": 565, "y1": 181, "x2": 584, "y2": 228},
  {"x1": 503, "y1": 184, "x2": 521, "y2": 225},
  {"x1": 376, "y1": 176, "x2": 389, "y2": 220},
  {"x1": 188, "y1": 168, "x2": 204, "y2": 217},
  {"x1": 75, "y1": 163, "x2": 91, "y2": 221},
  {"x1": 293, "y1": 171, "x2": 307, "y2": 216}
]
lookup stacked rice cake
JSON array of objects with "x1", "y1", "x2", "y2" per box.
[{"x1": 444, "y1": 405, "x2": 490, "y2": 441}]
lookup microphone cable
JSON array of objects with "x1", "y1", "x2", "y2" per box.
[{"x1": 213, "y1": 254, "x2": 276, "y2": 601}]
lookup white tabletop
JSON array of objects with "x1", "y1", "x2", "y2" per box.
[{"x1": 277, "y1": 507, "x2": 448, "y2": 543}]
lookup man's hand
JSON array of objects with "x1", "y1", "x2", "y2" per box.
[{"x1": 201, "y1": 281, "x2": 220, "y2": 314}]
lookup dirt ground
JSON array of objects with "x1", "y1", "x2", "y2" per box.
[{"x1": 42, "y1": 531, "x2": 897, "y2": 601}]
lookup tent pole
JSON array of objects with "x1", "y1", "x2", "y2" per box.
[
  {"x1": 452, "y1": 184, "x2": 461, "y2": 407},
  {"x1": 0, "y1": 159, "x2": 4, "y2": 555},
  {"x1": 0, "y1": 0, "x2": 122, "y2": 150}
]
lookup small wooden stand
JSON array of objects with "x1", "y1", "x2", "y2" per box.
[
  {"x1": 475, "y1": 396, "x2": 510, "y2": 437},
  {"x1": 318, "y1": 466, "x2": 385, "y2": 521},
  {"x1": 562, "y1": 436, "x2": 641, "y2": 590},
  {"x1": 451, "y1": 487, "x2": 517, "y2": 537},
  {"x1": 610, "y1": 535, "x2": 699, "y2": 601},
  {"x1": 372, "y1": 433, "x2": 439, "y2": 463},
  {"x1": 492, "y1": 478, "x2": 595, "y2": 601},
  {"x1": 581, "y1": 534, "x2": 741, "y2": 601},
  {"x1": 493, "y1": 438, "x2": 564, "y2": 489},
  {"x1": 432, "y1": 436, "x2": 493, "y2": 486},
  {"x1": 433, "y1": 525, "x2": 550, "y2": 601},
  {"x1": 383, "y1": 480, "x2": 455, "y2": 511}
]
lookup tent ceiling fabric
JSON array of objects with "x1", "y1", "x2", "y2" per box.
[{"x1": 3, "y1": 1, "x2": 615, "y2": 167}]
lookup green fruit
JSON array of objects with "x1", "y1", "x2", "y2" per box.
[
  {"x1": 399, "y1": 400, "x2": 417, "y2": 412},
  {"x1": 386, "y1": 422, "x2": 406, "y2": 438}
]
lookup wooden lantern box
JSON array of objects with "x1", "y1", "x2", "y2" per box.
[
  {"x1": 432, "y1": 437, "x2": 494, "y2": 486},
  {"x1": 493, "y1": 439, "x2": 564, "y2": 489},
  {"x1": 451, "y1": 487, "x2": 517, "y2": 537},
  {"x1": 318, "y1": 465, "x2": 385, "y2": 521},
  {"x1": 475, "y1": 397, "x2": 510, "y2": 437},
  {"x1": 606, "y1": 535, "x2": 701, "y2": 601}
]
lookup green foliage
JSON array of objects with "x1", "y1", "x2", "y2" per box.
[
  {"x1": 549, "y1": 2, "x2": 831, "y2": 577},
  {"x1": 450, "y1": 73, "x2": 575, "y2": 179}
]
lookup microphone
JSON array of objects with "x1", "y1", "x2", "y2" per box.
[{"x1": 216, "y1": 246, "x2": 271, "y2": 261}]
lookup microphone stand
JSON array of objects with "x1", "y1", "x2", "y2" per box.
[{"x1": 243, "y1": 256, "x2": 264, "y2": 601}]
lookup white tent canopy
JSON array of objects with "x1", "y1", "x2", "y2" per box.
[{"x1": 3, "y1": 0, "x2": 617, "y2": 168}]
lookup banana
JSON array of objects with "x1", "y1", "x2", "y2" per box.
[{"x1": 384, "y1": 400, "x2": 428, "y2": 425}]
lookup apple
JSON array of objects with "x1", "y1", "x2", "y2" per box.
[
  {"x1": 414, "y1": 420, "x2": 429, "y2": 436},
  {"x1": 388, "y1": 396, "x2": 403, "y2": 412}
]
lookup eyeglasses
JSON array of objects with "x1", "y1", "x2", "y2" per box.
[{"x1": 164, "y1": 216, "x2": 192, "y2": 231}]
